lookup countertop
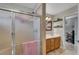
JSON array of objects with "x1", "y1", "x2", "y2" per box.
[{"x1": 46, "y1": 35, "x2": 60, "y2": 39}]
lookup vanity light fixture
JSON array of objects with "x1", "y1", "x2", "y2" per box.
[{"x1": 45, "y1": 17, "x2": 51, "y2": 21}]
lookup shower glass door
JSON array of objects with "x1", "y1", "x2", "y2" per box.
[
  {"x1": 15, "y1": 13, "x2": 40, "y2": 55},
  {"x1": 0, "y1": 10, "x2": 12, "y2": 55}
]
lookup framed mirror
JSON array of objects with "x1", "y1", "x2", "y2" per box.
[{"x1": 46, "y1": 21, "x2": 52, "y2": 31}]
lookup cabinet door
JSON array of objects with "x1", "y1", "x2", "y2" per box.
[
  {"x1": 46, "y1": 39, "x2": 51, "y2": 53},
  {"x1": 50, "y1": 39, "x2": 54, "y2": 51},
  {"x1": 54, "y1": 37, "x2": 61, "y2": 49}
]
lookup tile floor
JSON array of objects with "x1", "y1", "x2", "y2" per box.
[{"x1": 47, "y1": 43, "x2": 77, "y2": 55}]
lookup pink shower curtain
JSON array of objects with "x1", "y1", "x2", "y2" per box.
[{"x1": 22, "y1": 40, "x2": 38, "y2": 55}]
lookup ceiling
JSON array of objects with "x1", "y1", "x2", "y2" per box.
[
  {"x1": 0, "y1": 3, "x2": 40, "y2": 21},
  {"x1": 0, "y1": 3, "x2": 77, "y2": 16},
  {"x1": 0, "y1": 3, "x2": 39, "y2": 13},
  {"x1": 46, "y1": 3, "x2": 77, "y2": 15}
]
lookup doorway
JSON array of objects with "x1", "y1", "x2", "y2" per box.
[{"x1": 64, "y1": 15, "x2": 78, "y2": 54}]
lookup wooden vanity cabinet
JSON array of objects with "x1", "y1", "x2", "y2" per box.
[{"x1": 46, "y1": 36, "x2": 61, "y2": 53}]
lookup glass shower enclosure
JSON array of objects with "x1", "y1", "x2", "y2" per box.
[{"x1": 0, "y1": 9, "x2": 40, "y2": 55}]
